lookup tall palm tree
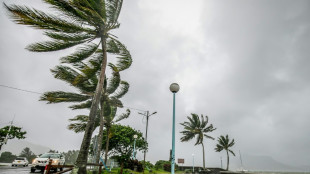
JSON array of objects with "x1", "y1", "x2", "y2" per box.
[
  {"x1": 40, "y1": 59, "x2": 130, "y2": 163},
  {"x1": 180, "y1": 113, "x2": 216, "y2": 169},
  {"x1": 215, "y1": 135, "x2": 235, "y2": 171},
  {"x1": 4, "y1": 1, "x2": 129, "y2": 172}
]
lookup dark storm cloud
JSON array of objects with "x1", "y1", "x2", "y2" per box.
[
  {"x1": 1, "y1": 0, "x2": 309, "y2": 169},
  {"x1": 195, "y1": 0, "x2": 310, "y2": 166}
]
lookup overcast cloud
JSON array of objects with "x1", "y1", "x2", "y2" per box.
[{"x1": 1, "y1": 0, "x2": 310, "y2": 169}]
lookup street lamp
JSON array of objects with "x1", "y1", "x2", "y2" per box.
[
  {"x1": 192, "y1": 154, "x2": 195, "y2": 173},
  {"x1": 220, "y1": 156, "x2": 223, "y2": 169},
  {"x1": 170, "y1": 83, "x2": 179, "y2": 174},
  {"x1": 133, "y1": 134, "x2": 138, "y2": 160}
]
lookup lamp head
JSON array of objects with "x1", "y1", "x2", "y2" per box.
[
  {"x1": 170, "y1": 83, "x2": 180, "y2": 93},
  {"x1": 133, "y1": 134, "x2": 138, "y2": 139}
]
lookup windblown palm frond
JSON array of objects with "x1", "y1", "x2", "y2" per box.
[
  {"x1": 3, "y1": 4, "x2": 93, "y2": 33},
  {"x1": 50, "y1": 65, "x2": 96, "y2": 93},
  {"x1": 68, "y1": 114, "x2": 100, "y2": 133},
  {"x1": 106, "y1": 71, "x2": 120, "y2": 94},
  {"x1": 112, "y1": 81, "x2": 129, "y2": 99},
  {"x1": 114, "y1": 109, "x2": 130, "y2": 122},
  {"x1": 107, "y1": 38, "x2": 132, "y2": 71},
  {"x1": 60, "y1": 43, "x2": 100, "y2": 63},
  {"x1": 69, "y1": 100, "x2": 92, "y2": 110},
  {"x1": 40, "y1": 91, "x2": 90, "y2": 103}
]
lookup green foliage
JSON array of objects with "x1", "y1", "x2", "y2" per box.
[
  {"x1": 141, "y1": 160, "x2": 154, "y2": 170},
  {"x1": 101, "y1": 124, "x2": 147, "y2": 158},
  {"x1": 0, "y1": 151, "x2": 16, "y2": 163},
  {"x1": 19, "y1": 147, "x2": 36, "y2": 162},
  {"x1": 163, "y1": 163, "x2": 172, "y2": 172},
  {"x1": 124, "y1": 159, "x2": 143, "y2": 172},
  {"x1": 154, "y1": 160, "x2": 170, "y2": 170},
  {"x1": 185, "y1": 169, "x2": 192, "y2": 173},
  {"x1": 0, "y1": 125, "x2": 26, "y2": 150},
  {"x1": 154, "y1": 160, "x2": 178, "y2": 172},
  {"x1": 101, "y1": 124, "x2": 147, "y2": 173}
]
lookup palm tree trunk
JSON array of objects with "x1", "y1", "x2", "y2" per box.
[
  {"x1": 202, "y1": 142, "x2": 206, "y2": 169},
  {"x1": 120, "y1": 162, "x2": 124, "y2": 174},
  {"x1": 226, "y1": 150, "x2": 229, "y2": 171},
  {"x1": 104, "y1": 126, "x2": 110, "y2": 164},
  {"x1": 76, "y1": 33, "x2": 108, "y2": 174},
  {"x1": 94, "y1": 101, "x2": 106, "y2": 163}
]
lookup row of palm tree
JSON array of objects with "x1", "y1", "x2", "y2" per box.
[
  {"x1": 5, "y1": 0, "x2": 129, "y2": 173},
  {"x1": 180, "y1": 113, "x2": 235, "y2": 170}
]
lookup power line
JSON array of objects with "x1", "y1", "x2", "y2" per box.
[
  {"x1": 0, "y1": 84, "x2": 42, "y2": 95},
  {"x1": 0, "y1": 84, "x2": 147, "y2": 112},
  {"x1": 123, "y1": 106, "x2": 146, "y2": 112}
]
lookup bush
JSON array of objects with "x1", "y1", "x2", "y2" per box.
[
  {"x1": 0, "y1": 151, "x2": 16, "y2": 163},
  {"x1": 141, "y1": 160, "x2": 154, "y2": 170},
  {"x1": 185, "y1": 169, "x2": 192, "y2": 173},
  {"x1": 124, "y1": 159, "x2": 143, "y2": 172},
  {"x1": 155, "y1": 160, "x2": 170, "y2": 170},
  {"x1": 163, "y1": 163, "x2": 171, "y2": 172},
  {"x1": 154, "y1": 160, "x2": 178, "y2": 171}
]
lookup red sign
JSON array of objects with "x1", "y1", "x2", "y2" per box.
[{"x1": 178, "y1": 158, "x2": 184, "y2": 164}]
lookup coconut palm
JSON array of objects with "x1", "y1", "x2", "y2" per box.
[
  {"x1": 40, "y1": 59, "x2": 130, "y2": 163},
  {"x1": 4, "y1": 1, "x2": 129, "y2": 172},
  {"x1": 215, "y1": 135, "x2": 235, "y2": 170},
  {"x1": 180, "y1": 113, "x2": 216, "y2": 169}
]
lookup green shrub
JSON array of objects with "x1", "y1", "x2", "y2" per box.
[
  {"x1": 185, "y1": 169, "x2": 192, "y2": 173},
  {"x1": 163, "y1": 163, "x2": 171, "y2": 172},
  {"x1": 124, "y1": 159, "x2": 143, "y2": 172},
  {"x1": 155, "y1": 160, "x2": 170, "y2": 170}
]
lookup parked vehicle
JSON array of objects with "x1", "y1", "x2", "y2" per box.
[
  {"x1": 12, "y1": 157, "x2": 29, "y2": 167},
  {"x1": 31, "y1": 153, "x2": 65, "y2": 173}
]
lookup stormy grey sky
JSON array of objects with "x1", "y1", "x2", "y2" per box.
[{"x1": 1, "y1": 0, "x2": 310, "y2": 169}]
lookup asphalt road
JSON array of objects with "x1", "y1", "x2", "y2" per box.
[{"x1": 0, "y1": 163, "x2": 45, "y2": 174}]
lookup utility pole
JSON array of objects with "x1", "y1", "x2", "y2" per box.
[{"x1": 138, "y1": 111, "x2": 157, "y2": 173}]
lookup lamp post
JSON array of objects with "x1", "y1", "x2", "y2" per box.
[
  {"x1": 220, "y1": 156, "x2": 223, "y2": 169},
  {"x1": 192, "y1": 154, "x2": 195, "y2": 173},
  {"x1": 133, "y1": 134, "x2": 138, "y2": 160},
  {"x1": 170, "y1": 83, "x2": 180, "y2": 174}
]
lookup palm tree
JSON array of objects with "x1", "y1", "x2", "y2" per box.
[
  {"x1": 4, "y1": 1, "x2": 129, "y2": 172},
  {"x1": 215, "y1": 135, "x2": 235, "y2": 171},
  {"x1": 180, "y1": 114, "x2": 216, "y2": 169},
  {"x1": 40, "y1": 59, "x2": 130, "y2": 163}
]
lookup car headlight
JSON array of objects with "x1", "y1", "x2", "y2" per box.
[
  {"x1": 52, "y1": 159, "x2": 59, "y2": 164},
  {"x1": 32, "y1": 159, "x2": 38, "y2": 164}
]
